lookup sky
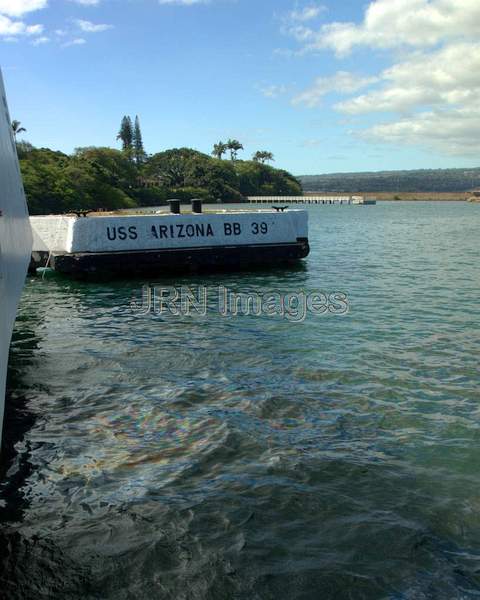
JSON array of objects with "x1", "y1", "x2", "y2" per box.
[{"x1": 1, "y1": 0, "x2": 480, "y2": 175}]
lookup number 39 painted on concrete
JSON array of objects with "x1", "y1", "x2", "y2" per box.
[{"x1": 252, "y1": 222, "x2": 268, "y2": 234}]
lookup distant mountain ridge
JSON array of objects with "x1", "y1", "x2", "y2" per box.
[{"x1": 298, "y1": 167, "x2": 480, "y2": 193}]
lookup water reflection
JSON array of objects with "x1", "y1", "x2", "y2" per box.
[{"x1": 1, "y1": 203, "x2": 480, "y2": 598}]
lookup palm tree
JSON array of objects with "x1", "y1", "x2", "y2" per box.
[
  {"x1": 212, "y1": 141, "x2": 228, "y2": 160},
  {"x1": 252, "y1": 150, "x2": 274, "y2": 164},
  {"x1": 12, "y1": 120, "x2": 26, "y2": 140},
  {"x1": 226, "y1": 138, "x2": 243, "y2": 161}
]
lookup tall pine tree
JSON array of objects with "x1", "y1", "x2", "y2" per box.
[
  {"x1": 133, "y1": 115, "x2": 146, "y2": 164},
  {"x1": 117, "y1": 116, "x2": 133, "y2": 153}
]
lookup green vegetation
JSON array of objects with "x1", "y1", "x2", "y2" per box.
[
  {"x1": 16, "y1": 116, "x2": 300, "y2": 214},
  {"x1": 211, "y1": 139, "x2": 245, "y2": 161},
  {"x1": 211, "y1": 141, "x2": 228, "y2": 160},
  {"x1": 234, "y1": 161, "x2": 301, "y2": 197},
  {"x1": 116, "y1": 116, "x2": 133, "y2": 153},
  {"x1": 18, "y1": 142, "x2": 302, "y2": 215},
  {"x1": 11, "y1": 120, "x2": 26, "y2": 141},
  {"x1": 133, "y1": 116, "x2": 146, "y2": 165},
  {"x1": 299, "y1": 168, "x2": 480, "y2": 193},
  {"x1": 252, "y1": 151, "x2": 274, "y2": 164},
  {"x1": 116, "y1": 114, "x2": 146, "y2": 164},
  {"x1": 211, "y1": 141, "x2": 275, "y2": 165},
  {"x1": 226, "y1": 139, "x2": 243, "y2": 161}
]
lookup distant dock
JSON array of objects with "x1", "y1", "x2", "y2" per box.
[{"x1": 248, "y1": 195, "x2": 376, "y2": 205}]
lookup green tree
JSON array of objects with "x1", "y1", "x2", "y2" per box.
[
  {"x1": 16, "y1": 140, "x2": 34, "y2": 158},
  {"x1": 234, "y1": 161, "x2": 302, "y2": 197},
  {"x1": 19, "y1": 148, "x2": 78, "y2": 214},
  {"x1": 117, "y1": 116, "x2": 133, "y2": 153},
  {"x1": 226, "y1": 139, "x2": 243, "y2": 161},
  {"x1": 133, "y1": 115, "x2": 146, "y2": 164},
  {"x1": 73, "y1": 147, "x2": 138, "y2": 192},
  {"x1": 19, "y1": 146, "x2": 138, "y2": 215},
  {"x1": 144, "y1": 148, "x2": 243, "y2": 203},
  {"x1": 252, "y1": 150, "x2": 274, "y2": 164},
  {"x1": 12, "y1": 120, "x2": 26, "y2": 140},
  {"x1": 144, "y1": 148, "x2": 196, "y2": 188},
  {"x1": 212, "y1": 141, "x2": 228, "y2": 160}
]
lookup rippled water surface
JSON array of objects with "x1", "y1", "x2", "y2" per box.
[{"x1": 1, "y1": 201, "x2": 480, "y2": 599}]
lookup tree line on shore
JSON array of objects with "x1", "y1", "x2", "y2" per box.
[
  {"x1": 14, "y1": 117, "x2": 301, "y2": 215},
  {"x1": 300, "y1": 168, "x2": 480, "y2": 193}
]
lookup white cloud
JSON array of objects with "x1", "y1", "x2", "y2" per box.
[
  {"x1": 31, "y1": 34, "x2": 48, "y2": 44},
  {"x1": 0, "y1": 0, "x2": 47, "y2": 17},
  {"x1": 366, "y1": 107, "x2": 480, "y2": 156},
  {"x1": 158, "y1": 0, "x2": 209, "y2": 4},
  {"x1": 285, "y1": 0, "x2": 480, "y2": 57},
  {"x1": 259, "y1": 84, "x2": 288, "y2": 99},
  {"x1": 287, "y1": 4, "x2": 325, "y2": 23},
  {"x1": 330, "y1": 42, "x2": 480, "y2": 154},
  {"x1": 0, "y1": 13, "x2": 42, "y2": 36},
  {"x1": 25, "y1": 21, "x2": 40, "y2": 33},
  {"x1": 292, "y1": 71, "x2": 378, "y2": 107},
  {"x1": 76, "y1": 18, "x2": 112, "y2": 32},
  {"x1": 0, "y1": 0, "x2": 46, "y2": 40},
  {"x1": 63, "y1": 37, "x2": 86, "y2": 46},
  {"x1": 283, "y1": 0, "x2": 480, "y2": 156},
  {"x1": 337, "y1": 43, "x2": 480, "y2": 114},
  {"x1": 300, "y1": 139, "x2": 322, "y2": 147}
]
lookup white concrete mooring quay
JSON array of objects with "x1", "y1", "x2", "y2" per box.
[
  {"x1": 248, "y1": 195, "x2": 376, "y2": 205},
  {"x1": 29, "y1": 202, "x2": 310, "y2": 278}
]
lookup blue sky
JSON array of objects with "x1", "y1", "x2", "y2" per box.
[{"x1": 2, "y1": 0, "x2": 480, "y2": 175}]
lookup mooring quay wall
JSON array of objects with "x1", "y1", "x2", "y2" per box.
[{"x1": 31, "y1": 210, "x2": 308, "y2": 254}]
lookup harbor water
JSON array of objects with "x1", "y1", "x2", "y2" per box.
[{"x1": 1, "y1": 201, "x2": 480, "y2": 599}]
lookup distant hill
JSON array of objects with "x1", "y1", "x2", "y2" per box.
[{"x1": 298, "y1": 167, "x2": 480, "y2": 193}]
